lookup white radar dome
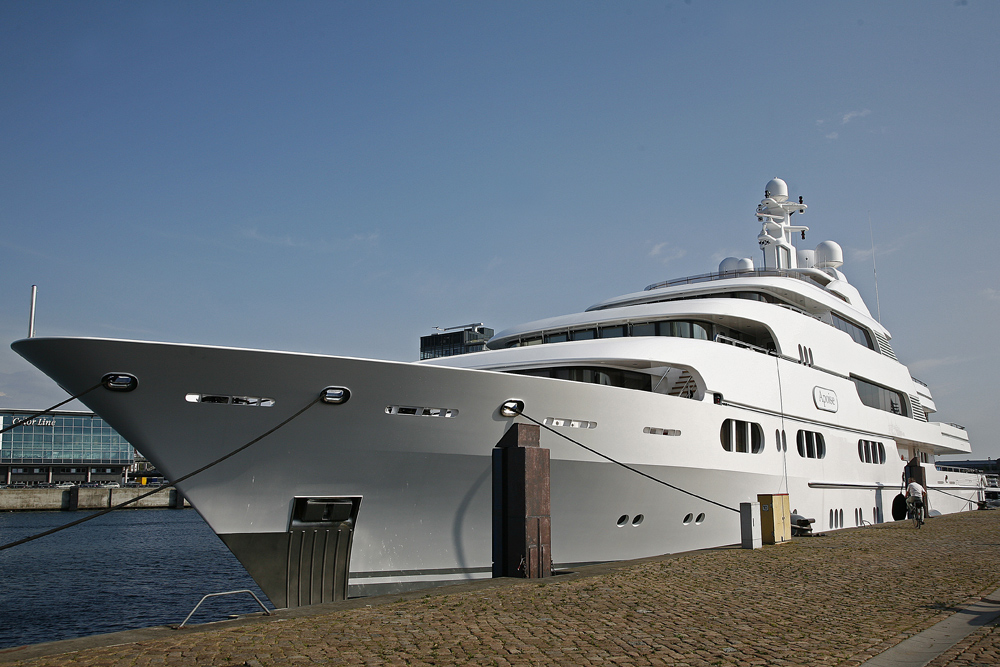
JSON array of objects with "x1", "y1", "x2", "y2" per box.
[
  {"x1": 719, "y1": 257, "x2": 755, "y2": 274},
  {"x1": 719, "y1": 257, "x2": 741, "y2": 274},
  {"x1": 765, "y1": 178, "x2": 788, "y2": 202},
  {"x1": 814, "y1": 240, "x2": 844, "y2": 269}
]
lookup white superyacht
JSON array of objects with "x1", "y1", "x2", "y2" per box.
[{"x1": 13, "y1": 178, "x2": 983, "y2": 606}]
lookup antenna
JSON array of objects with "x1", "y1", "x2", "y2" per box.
[
  {"x1": 868, "y1": 212, "x2": 881, "y2": 323},
  {"x1": 28, "y1": 285, "x2": 37, "y2": 338}
]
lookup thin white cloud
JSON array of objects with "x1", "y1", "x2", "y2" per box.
[
  {"x1": 710, "y1": 249, "x2": 753, "y2": 265},
  {"x1": 980, "y1": 288, "x2": 1000, "y2": 301},
  {"x1": 849, "y1": 246, "x2": 874, "y2": 262},
  {"x1": 648, "y1": 242, "x2": 686, "y2": 265},
  {"x1": 243, "y1": 228, "x2": 307, "y2": 248},
  {"x1": 846, "y1": 225, "x2": 928, "y2": 263},
  {"x1": 816, "y1": 109, "x2": 871, "y2": 139},
  {"x1": 842, "y1": 109, "x2": 871, "y2": 124},
  {"x1": 241, "y1": 228, "x2": 380, "y2": 251}
]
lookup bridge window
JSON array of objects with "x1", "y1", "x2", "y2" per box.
[
  {"x1": 851, "y1": 376, "x2": 908, "y2": 417},
  {"x1": 832, "y1": 313, "x2": 874, "y2": 350},
  {"x1": 505, "y1": 318, "x2": 764, "y2": 349},
  {"x1": 599, "y1": 325, "x2": 626, "y2": 338},
  {"x1": 630, "y1": 320, "x2": 710, "y2": 340},
  {"x1": 510, "y1": 366, "x2": 652, "y2": 392}
]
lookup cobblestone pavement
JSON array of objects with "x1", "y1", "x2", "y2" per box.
[
  {"x1": 925, "y1": 622, "x2": 1000, "y2": 667},
  {"x1": 5, "y1": 511, "x2": 999, "y2": 667}
]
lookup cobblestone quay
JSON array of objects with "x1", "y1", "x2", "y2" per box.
[{"x1": 3, "y1": 511, "x2": 999, "y2": 666}]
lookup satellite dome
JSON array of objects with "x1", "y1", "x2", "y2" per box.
[
  {"x1": 814, "y1": 240, "x2": 844, "y2": 269},
  {"x1": 765, "y1": 178, "x2": 788, "y2": 202},
  {"x1": 719, "y1": 257, "x2": 741, "y2": 274}
]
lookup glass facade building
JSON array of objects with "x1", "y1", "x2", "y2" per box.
[
  {"x1": 420, "y1": 324, "x2": 494, "y2": 359},
  {"x1": 0, "y1": 410, "x2": 134, "y2": 485}
]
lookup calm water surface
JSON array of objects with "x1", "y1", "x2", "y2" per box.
[{"x1": 0, "y1": 509, "x2": 271, "y2": 649}]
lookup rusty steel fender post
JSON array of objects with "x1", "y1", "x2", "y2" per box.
[{"x1": 493, "y1": 423, "x2": 551, "y2": 578}]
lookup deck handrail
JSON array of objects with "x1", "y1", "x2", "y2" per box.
[
  {"x1": 644, "y1": 268, "x2": 830, "y2": 292},
  {"x1": 934, "y1": 465, "x2": 983, "y2": 475}
]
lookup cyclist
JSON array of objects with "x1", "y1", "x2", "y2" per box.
[{"x1": 905, "y1": 478, "x2": 927, "y2": 526}]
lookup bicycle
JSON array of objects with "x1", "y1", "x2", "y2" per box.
[{"x1": 908, "y1": 497, "x2": 924, "y2": 528}]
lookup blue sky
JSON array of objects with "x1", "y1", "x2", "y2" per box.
[{"x1": 2, "y1": 1, "x2": 998, "y2": 459}]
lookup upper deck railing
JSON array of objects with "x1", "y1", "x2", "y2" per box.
[
  {"x1": 644, "y1": 268, "x2": 830, "y2": 292},
  {"x1": 935, "y1": 464, "x2": 982, "y2": 475}
]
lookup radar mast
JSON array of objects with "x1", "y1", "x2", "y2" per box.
[{"x1": 756, "y1": 178, "x2": 808, "y2": 270}]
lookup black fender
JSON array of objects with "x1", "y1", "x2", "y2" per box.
[{"x1": 891, "y1": 493, "x2": 908, "y2": 521}]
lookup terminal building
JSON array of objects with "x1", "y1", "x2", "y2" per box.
[
  {"x1": 0, "y1": 409, "x2": 134, "y2": 486},
  {"x1": 419, "y1": 323, "x2": 494, "y2": 360}
]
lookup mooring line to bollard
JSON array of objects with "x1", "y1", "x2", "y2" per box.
[
  {"x1": 931, "y1": 487, "x2": 982, "y2": 503},
  {"x1": 0, "y1": 390, "x2": 323, "y2": 552},
  {"x1": 0, "y1": 383, "x2": 103, "y2": 436},
  {"x1": 516, "y1": 409, "x2": 740, "y2": 514}
]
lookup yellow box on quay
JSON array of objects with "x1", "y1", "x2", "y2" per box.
[{"x1": 757, "y1": 493, "x2": 792, "y2": 544}]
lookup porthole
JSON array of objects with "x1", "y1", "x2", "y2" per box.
[
  {"x1": 617, "y1": 515, "x2": 629, "y2": 527},
  {"x1": 857, "y1": 439, "x2": 886, "y2": 465},
  {"x1": 632, "y1": 514, "x2": 644, "y2": 526},
  {"x1": 682, "y1": 513, "x2": 694, "y2": 525},
  {"x1": 721, "y1": 419, "x2": 764, "y2": 453},
  {"x1": 839, "y1": 508, "x2": 844, "y2": 527},
  {"x1": 643, "y1": 427, "x2": 681, "y2": 436},
  {"x1": 830, "y1": 509, "x2": 834, "y2": 529},
  {"x1": 796, "y1": 430, "x2": 826, "y2": 459},
  {"x1": 695, "y1": 513, "x2": 706, "y2": 525},
  {"x1": 185, "y1": 393, "x2": 275, "y2": 407}
]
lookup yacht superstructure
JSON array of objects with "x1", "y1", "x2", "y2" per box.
[{"x1": 12, "y1": 178, "x2": 982, "y2": 607}]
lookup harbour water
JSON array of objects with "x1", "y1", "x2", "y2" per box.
[{"x1": 0, "y1": 509, "x2": 270, "y2": 649}]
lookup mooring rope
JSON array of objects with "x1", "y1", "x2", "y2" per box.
[
  {"x1": 517, "y1": 410, "x2": 741, "y2": 514},
  {"x1": 930, "y1": 486, "x2": 982, "y2": 503},
  {"x1": 0, "y1": 382, "x2": 103, "y2": 436},
  {"x1": 0, "y1": 392, "x2": 321, "y2": 552}
]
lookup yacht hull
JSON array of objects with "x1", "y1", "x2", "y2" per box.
[{"x1": 12, "y1": 337, "x2": 981, "y2": 603}]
